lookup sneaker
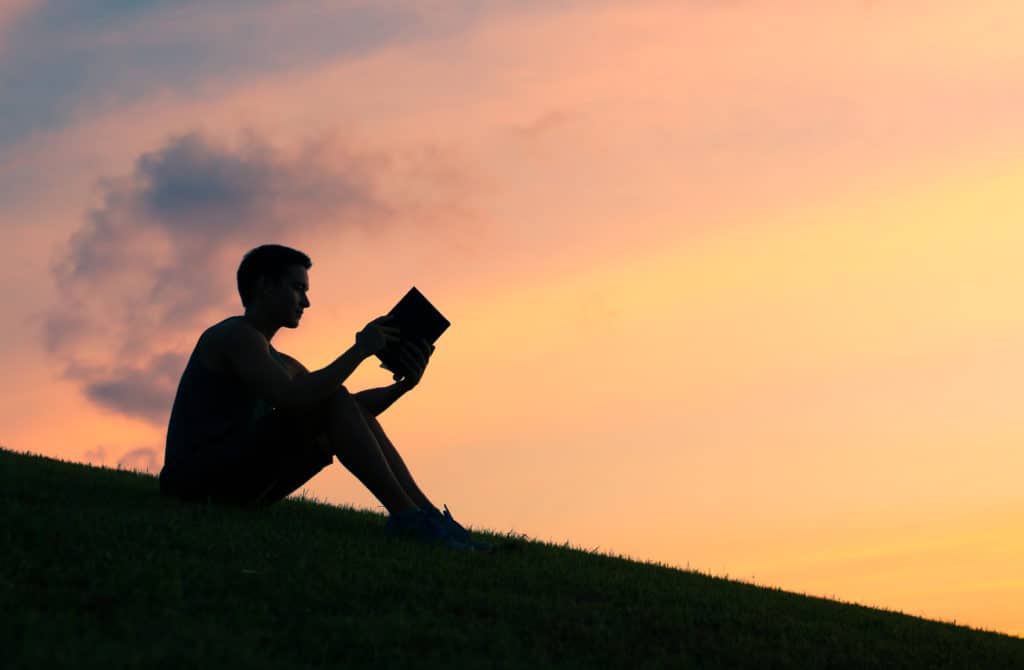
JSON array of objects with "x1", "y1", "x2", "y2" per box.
[
  {"x1": 427, "y1": 504, "x2": 493, "y2": 552},
  {"x1": 385, "y1": 507, "x2": 474, "y2": 551},
  {"x1": 383, "y1": 507, "x2": 420, "y2": 537}
]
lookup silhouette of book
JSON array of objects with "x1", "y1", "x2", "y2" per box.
[{"x1": 376, "y1": 287, "x2": 451, "y2": 380}]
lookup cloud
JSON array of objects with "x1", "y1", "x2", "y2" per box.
[
  {"x1": 0, "y1": 2, "x2": 420, "y2": 148},
  {"x1": 83, "y1": 351, "x2": 187, "y2": 425},
  {"x1": 43, "y1": 129, "x2": 420, "y2": 424},
  {"x1": 84, "y1": 444, "x2": 162, "y2": 473},
  {"x1": 0, "y1": 0, "x2": 38, "y2": 43},
  {"x1": 116, "y1": 447, "x2": 160, "y2": 474},
  {"x1": 84, "y1": 445, "x2": 107, "y2": 466},
  {"x1": 0, "y1": 0, "x2": 651, "y2": 150},
  {"x1": 506, "y1": 109, "x2": 580, "y2": 141}
]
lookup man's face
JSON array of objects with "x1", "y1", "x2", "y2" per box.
[{"x1": 258, "y1": 265, "x2": 310, "y2": 328}]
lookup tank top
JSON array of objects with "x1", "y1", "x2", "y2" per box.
[{"x1": 159, "y1": 322, "x2": 290, "y2": 487}]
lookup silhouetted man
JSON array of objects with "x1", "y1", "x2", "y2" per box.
[{"x1": 159, "y1": 244, "x2": 486, "y2": 550}]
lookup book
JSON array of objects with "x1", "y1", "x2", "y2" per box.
[{"x1": 376, "y1": 287, "x2": 451, "y2": 381}]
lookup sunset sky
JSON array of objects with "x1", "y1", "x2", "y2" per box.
[{"x1": 2, "y1": 1, "x2": 1022, "y2": 637}]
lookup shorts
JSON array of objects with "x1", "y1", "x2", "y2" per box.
[{"x1": 160, "y1": 396, "x2": 335, "y2": 508}]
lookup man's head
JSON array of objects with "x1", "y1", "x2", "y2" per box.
[{"x1": 237, "y1": 244, "x2": 312, "y2": 329}]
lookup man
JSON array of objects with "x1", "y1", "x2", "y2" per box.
[{"x1": 159, "y1": 244, "x2": 486, "y2": 550}]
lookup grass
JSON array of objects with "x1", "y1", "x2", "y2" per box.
[{"x1": 2, "y1": 446, "x2": 1021, "y2": 669}]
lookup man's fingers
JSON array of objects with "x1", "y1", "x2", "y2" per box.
[
  {"x1": 398, "y1": 348, "x2": 423, "y2": 375},
  {"x1": 403, "y1": 344, "x2": 428, "y2": 370},
  {"x1": 408, "y1": 339, "x2": 432, "y2": 358},
  {"x1": 405, "y1": 343, "x2": 427, "y2": 367}
]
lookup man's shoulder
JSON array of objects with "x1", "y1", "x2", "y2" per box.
[
  {"x1": 275, "y1": 351, "x2": 308, "y2": 376},
  {"x1": 204, "y1": 315, "x2": 254, "y2": 342},
  {"x1": 196, "y1": 316, "x2": 249, "y2": 373}
]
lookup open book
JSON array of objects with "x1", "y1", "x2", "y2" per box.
[{"x1": 376, "y1": 287, "x2": 451, "y2": 381}]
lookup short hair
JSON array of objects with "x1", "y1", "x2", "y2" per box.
[{"x1": 236, "y1": 244, "x2": 312, "y2": 308}]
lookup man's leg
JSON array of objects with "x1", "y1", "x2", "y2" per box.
[
  {"x1": 325, "y1": 388, "x2": 419, "y2": 515},
  {"x1": 352, "y1": 401, "x2": 492, "y2": 551},
  {"x1": 353, "y1": 401, "x2": 436, "y2": 511}
]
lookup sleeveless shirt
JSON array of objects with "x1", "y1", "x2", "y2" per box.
[{"x1": 159, "y1": 322, "x2": 290, "y2": 489}]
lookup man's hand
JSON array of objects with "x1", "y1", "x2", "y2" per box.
[
  {"x1": 356, "y1": 315, "x2": 401, "y2": 356},
  {"x1": 394, "y1": 339, "x2": 435, "y2": 389}
]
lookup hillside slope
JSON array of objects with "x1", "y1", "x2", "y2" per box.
[{"x1": 2, "y1": 447, "x2": 1021, "y2": 669}]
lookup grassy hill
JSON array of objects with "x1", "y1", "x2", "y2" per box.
[{"x1": 2, "y1": 447, "x2": 1021, "y2": 669}]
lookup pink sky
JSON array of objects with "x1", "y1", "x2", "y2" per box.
[{"x1": 2, "y1": 2, "x2": 1022, "y2": 636}]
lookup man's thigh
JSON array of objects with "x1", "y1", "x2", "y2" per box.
[{"x1": 204, "y1": 398, "x2": 336, "y2": 507}]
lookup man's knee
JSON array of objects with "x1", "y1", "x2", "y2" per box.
[
  {"x1": 328, "y1": 385, "x2": 367, "y2": 417},
  {"x1": 326, "y1": 385, "x2": 351, "y2": 404},
  {"x1": 312, "y1": 432, "x2": 333, "y2": 459}
]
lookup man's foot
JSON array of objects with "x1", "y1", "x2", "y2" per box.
[
  {"x1": 384, "y1": 507, "x2": 474, "y2": 551},
  {"x1": 426, "y1": 504, "x2": 493, "y2": 552}
]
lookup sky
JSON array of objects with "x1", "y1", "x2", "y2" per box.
[{"x1": 1, "y1": 0, "x2": 1022, "y2": 637}]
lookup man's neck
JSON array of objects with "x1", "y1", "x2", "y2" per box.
[{"x1": 241, "y1": 312, "x2": 279, "y2": 342}]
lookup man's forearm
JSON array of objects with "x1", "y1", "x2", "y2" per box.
[
  {"x1": 353, "y1": 383, "x2": 410, "y2": 418},
  {"x1": 285, "y1": 344, "x2": 367, "y2": 412}
]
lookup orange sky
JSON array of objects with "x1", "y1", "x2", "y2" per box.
[{"x1": 1, "y1": 2, "x2": 1022, "y2": 636}]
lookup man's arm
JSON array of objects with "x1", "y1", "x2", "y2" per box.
[
  {"x1": 354, "y1": 340, "x2": 433, "y2": 416},
  {"x1": 222, "y1": 324, "x2": 368, "y2": 412},
  {"x1": 281, "y1": 352, "x2": 409, "y2": 418},
  {"x1": 278, "y1": 352, "x2": 310, "y2": 380},
  {"x1": 297, "y1": 354, "x2": 412, "y2": 417},
  {"x1": 353, "y1": 383, "x2": 411, "y2": 418}
]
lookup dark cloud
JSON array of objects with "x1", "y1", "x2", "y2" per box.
[
  {"x1": 45, "y1": 129, "x2": 395, "y2": 423},
  {"x1": 84, "y1": 351, "x2": 187, "y2": 424},
  {"x1": 0, "y1": 2, "x2": 419, "y2": 149},
  {"x1": 137, "y1": 131, "x2": 377, "y2": 233},
  {"x1": 0, "y1": 1, "x2": 638, "y2": 151}
]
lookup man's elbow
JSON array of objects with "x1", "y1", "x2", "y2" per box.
[{"x1": 273, "y1": 371, "x2": 305, "y2": 411}]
